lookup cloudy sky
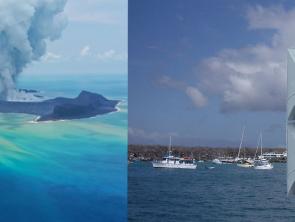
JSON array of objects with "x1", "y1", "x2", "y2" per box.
[
  {"x1": 129, "y1": 0, "x2": 291, "y2": 147},
  {"x1": 23, "y1": 0, "x2": 127, "y2": 76}
]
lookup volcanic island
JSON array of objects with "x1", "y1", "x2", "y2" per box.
[{"x1": 0, "y1": 90, "x2": 119, "y2": 121}]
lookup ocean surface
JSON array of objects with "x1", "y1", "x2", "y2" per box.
[
  {"x1": 0, "y1": 74, "x2": 127, "y2": 221},
  {"x1": 129, "y1": 162, "x2": 295, "y2": 222}
]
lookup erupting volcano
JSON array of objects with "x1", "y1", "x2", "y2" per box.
[
  {"x1": 0, "y1": 0, "x2": 67, "y2": 100},
  {"x1": 0, "y1": 0, "x2": 119, "y2": 121}
]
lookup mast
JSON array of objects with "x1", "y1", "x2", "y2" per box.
[
  {"x1": 254, "y1": 132, "x2": 260, "y2": 160},
  {"x1": 260, "y1": 133, "x2": 263, "y2": 157},
  {"x1": 169, "y1": 136, "x2": 172, "y2": 156},
  {"x1": 237, "y1": 126, "x2": 245, "y2": 159}
]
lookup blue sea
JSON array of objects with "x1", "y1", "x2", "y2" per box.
[
  {"x1": 0, "y1": 74, "x2": 127, "y2": 221},
  {"x1": 129, "y1": 162, "x2": 295, "y2": 222}
]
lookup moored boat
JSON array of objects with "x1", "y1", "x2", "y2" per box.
[
  {"x1": 236, "y1": 127, "x2": 254, "y2": 168},
  {"x1": 254, "y1": 159, "x2": 273, "y2": 170},
  {"x1": 152, "y1": 136, "x2": 197, "y2": 169},
  {"x1": 254, "y1": 132, "x2": 273, "y2": 170}
]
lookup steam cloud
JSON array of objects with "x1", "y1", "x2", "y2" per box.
[{"x1": 0, "y1": 0, "x2": 67, "y2": 100}]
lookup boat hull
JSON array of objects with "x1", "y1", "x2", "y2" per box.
[
  {"x1": 212, "y1": 159, "x2": 222, "y2": 164},
  {"x1": 152, "y1": 162, "x2": 197, "y2": 169},
  {"x1": 237, "y1": 164, "x2": 254, "y2": 168},
  {"x1": 254, "y1": 165, "x2": 273, "y2": 170},
  {"x1": 221, "y1": 160, "x2": 235, "y2": 164}
]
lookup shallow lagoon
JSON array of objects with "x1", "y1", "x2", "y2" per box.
[{"x1": 0, "y1": 74, "x2": 127, "y2": 221}]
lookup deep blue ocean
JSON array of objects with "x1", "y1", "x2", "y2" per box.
[
  {"x1": 0, "y1": 74, "x2": 127, "y2": 221},
  {"x1": 129, "y1": 162, "x2": 295, "y2": 222}
]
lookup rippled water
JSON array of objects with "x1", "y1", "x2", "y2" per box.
[{"x1": 129, "y1": 162, "x2": 295, "y2": 222}]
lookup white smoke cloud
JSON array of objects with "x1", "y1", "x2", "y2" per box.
[
  {"x1": 198, "y1": 5, "x2": 292, "y2": 112},
  {"x1": 0, "y1": 0, "x2": 67, "y2": 100}
]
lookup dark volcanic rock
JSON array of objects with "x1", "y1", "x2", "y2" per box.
[
  {"x1": 0, "y1": 91, "x2": 119, "y2": 121},
  {"x1": 19, "y1": 89, "x2": 39, "y2": 93}
]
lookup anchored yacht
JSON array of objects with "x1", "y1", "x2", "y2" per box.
[
  {"x1": 237, "y1": 127, "x2": 254, "y2": 168},
  {"x1": 254, "y1": 133, "x2": 273, "y2": 170},
  {"x1": 152, "y1": 137, "x2": 197, "y2": 169},
  {"x1": 254, "y1": 159, "x2": 273, "y2": 170}
]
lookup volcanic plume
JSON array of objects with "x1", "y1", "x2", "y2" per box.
[{"x1": 0, "y1": 0, "x2": 67, "y2": 100}]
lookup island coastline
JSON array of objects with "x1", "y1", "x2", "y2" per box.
[{"x1": 0, "y1": 90, "x2": 119, "y2": 122}]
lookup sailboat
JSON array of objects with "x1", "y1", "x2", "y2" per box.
[
  {"x1": 236, "y1": 127, "x2": 254, "y2": 168},
  {"x1": 235, "y1": 126, "x2": 244, "y2": 163},
  {"x1": 254, "y1": 133, "x2": 273, "y2": 170},
  {"x1": 152, "y1": 136, "x2": 197, "y2": 169}
]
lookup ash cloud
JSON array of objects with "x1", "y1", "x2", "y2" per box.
[{"x1": 0, "y1": 0, "x2": 67, "y2": 100}]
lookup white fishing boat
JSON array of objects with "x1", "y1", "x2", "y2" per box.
[
  {"x1": 237, "y1": 127, "x2": 254, "y2": 168},
  {"x1": 152, "y1": 136, "x2": 197, "y2": 169},
  {"x1": 254, "y1": 133, "x2": 273, "y2": 170}
]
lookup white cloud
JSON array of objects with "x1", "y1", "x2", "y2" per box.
[
  {"x1": 80, "y1": 45, "x2": 90, "y2": 57},
  {"x1": 198, "y1": 5, "x2": 292, "y2": 112},
  {"x1": 97, "y1": 49, "x2": 127, "y2": 61},
  {"x1": 41, "y1": 52, "x2": 61, "y2": 62},
  {"x1": 158, "y1": 75, "x2": 186, "y2": 89},
  {"x1": 158, "y1": 75, "x2": 207, "y2": 108},
  {"x1": 79, "y1": 47, "x2": 127, "y2": 62},
  {"x1": 185, "y1": 86, "x2": 207, "y2": 108}
]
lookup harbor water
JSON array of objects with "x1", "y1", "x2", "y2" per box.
[{"x1": 129, "y1": 162, "x2": 295, "y2": 222}]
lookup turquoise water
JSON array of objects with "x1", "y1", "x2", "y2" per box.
[
  {"x1": 129, "y1": 162, "x2": 295, "y2": 222},
  {"x1": 0, "y1": 74, "x2": 127, "y2": 221}
]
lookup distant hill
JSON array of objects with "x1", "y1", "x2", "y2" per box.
[{"x1": 128, "y1": 144, "x2": 286, "y2": 161}]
